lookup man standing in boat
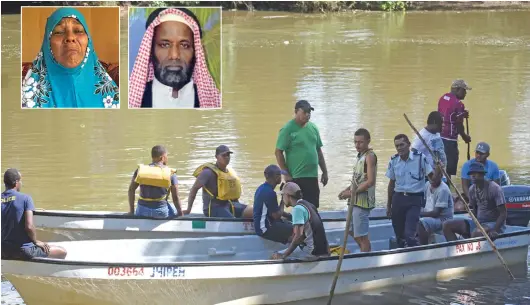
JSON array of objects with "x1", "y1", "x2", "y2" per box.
[
  {"x1": 417, "y1": 165, "x2": 454, "y2": 245},
  {"x1": 337, "y1": 128, "x2": 377, "y2": 252},
  {"x1": 128, "y1": 145, "x2": 183, "y2": 218},
  {"x1": 443, "y1": 162, "x2": 507, "y2": 241},
  {"x1": 275, "y1": 100, "x2": 328, "y2": 210},
  {"x1": 411, "y1": 111, "x2": 447, "y2": 173},
  {"x1": 2, "y1": 169, "x2": 67, "y2": 260},
  {"x1": 253, "y1": 165, "x2": 293, "y2": 244},
  {"x1": 271, "y1": 182, "x2": 329, "y2": 260},
  {"x1": 460, "y1": 142, "x2": 501, "y2": 201},
  {"x1": 437, "y1": 79, "x2": 472, "y2": 180},
  {"x1": 386, "y1": 134, "x2": 434, "y2": 248},
  {"x1": 186, "y1": 145, "x2": 253, "y2": 218}
]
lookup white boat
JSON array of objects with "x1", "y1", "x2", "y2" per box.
[
  {"x1": 33, "y1": 208, "x2": 395, "y2": 241},
  {"x1": 3, "y1": 222, "x2": 529, "y2": 305}
]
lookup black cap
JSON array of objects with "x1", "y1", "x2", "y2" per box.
[
  {"x1": 215, "y1": 145, "x2": 233, "y2": 156},
  {"x1": 295, "y1": 100, "x2": 314, "y2": 111}
]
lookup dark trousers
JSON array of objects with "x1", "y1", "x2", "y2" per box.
[
  {"x1": 293, "y1": 177, "x2": 320, "y2": 209},
  {"x1": 391, "y1": 193, "x2": 423, "y2": 247}
]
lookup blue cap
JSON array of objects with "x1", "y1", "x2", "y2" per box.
[{"x1": 467, "y1": 162, "x2": 486, "y2": 175}]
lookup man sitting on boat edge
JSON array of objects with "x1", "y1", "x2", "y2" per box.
[
  {"x1": 417, "y1": 164, "x2": 454, "y2": 245},
  {"x1": 128, "y1": 145, "x2": 183, "y2": 218},
  {"x1": 443, "y1": 162, "x2": 507, "y2": 241},
  {"x1": 2, "y1": 169, "x2": 67, "y2": 260},
  {"x1": 253, "y1": 165, "x2": 293, "y2": 244},
  {"x1": 460, "y1": 141, "x2": 501, "y2": 202},
  {"x1": 271, "y1": 182, "x2": 329, "y2": 261},
  {"x1": 186, "y1": 145, "x2": 253, "y2": 218}
]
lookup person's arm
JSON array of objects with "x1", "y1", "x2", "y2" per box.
[
  {"x1": 385, "y1": 159, "x2": 396, "y2": 216},
  {"x1": 317, "y1": 147, "x2": 328, "y2": 186},
  {"x1": 267, "y1": 192, "x2": 283, "y2": 220},
  {"x1": 275, "y1": 127, "x2": 292, "y2": 181},
  {"x1": 424, "y1": 156, "x2": 434, "y2": 180},
  {"x1": 432, "y1": 138, "x2": 447, "y2": 170},
  {"x1": 468, "y1": 186, "x2": 478, "y2": 217},
  {"x1": 170, "y1": 175, "x2": 183, "y2": 216},
  {"x1": 421, "y1": 207, "x2": 442, "y2": 218},
  {"x1": 24, "y1": 197, "x2": 49, "y2": 253},
  {"x1": 493, "y1": 186, "x2": 507, "y2": 233},
  {"x1": 456, "y1": 105, "x2": 471, "y2": 143},
  {"x1": 128, "y1": 169, "x2": 139, "y2": 214},
  {"x1": 280, "y1": 224, "x2": 304, "y2": 259},
  {"x1": 185, "y1": 170, "x2": 209, "y2": 214},
  {"x1": 421, "y1": 187, "x2": 449, "y2": 218},
  {"x1": 356, "y1": 153, "x2": 376, "y2": 193}
]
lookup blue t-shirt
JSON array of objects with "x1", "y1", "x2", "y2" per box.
[
  {"x1": 461, "y1": 159, "x2": 500, "y2": 183},
  {"x1": 1, "y1": 189, "x2": 35, "y2": 248},
  {"x1": 253, "y1": 182, "x2": 280, "y2": 235}
]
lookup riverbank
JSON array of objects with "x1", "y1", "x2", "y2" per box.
[{"x1": 3, "y1": 1, "x2": 530, "y2": 14}]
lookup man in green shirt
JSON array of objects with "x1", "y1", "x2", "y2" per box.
[{"x1": 275, "y1": 100, "x2": 328, "y2": 209}]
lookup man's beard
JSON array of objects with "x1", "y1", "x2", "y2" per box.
[{"x1": 153, "y1": 56, "x2": 195, "y2": 90}]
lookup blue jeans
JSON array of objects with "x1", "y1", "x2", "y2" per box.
[
  {"x1": 203, "y1": 201, "x2": 247, "y2": 218},
  {"x1": 135, "y1": 202, "x2": 178, "y2": 219}
]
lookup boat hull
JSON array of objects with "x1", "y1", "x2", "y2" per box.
[{"x1": 3, "y1": 230, "x2": 529, "y2": 305}]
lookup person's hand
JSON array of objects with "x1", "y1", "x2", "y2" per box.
[
  {"x1": 128, "y1": 210, "x2": 134, "y2": 216},
  {"x1": 36, "y1": 241, "x2": 50, "y2": 254},
  {"x1": 462, "y1": 110, "x2": 469, "y2": 119},
  {"x1": 487, "y1": 231, "x2": 499, "y2": 240},
  {"x1": 271, "y1": 252, "x2": 283, "y2": 260},
  {"x1": 283, "y1": 173, "x2": 293, "y2": 182},
  {"x1": 338, "y1": 189, "x2": 351, "y2": 200},
  {"x1": 321, "y1": 172, "x2": 328, "y2": 186},
  {"x1": 462, "y1": 134, "x2": 471, "y2": 144},
  {"x1": 386, "y1": 206, "x2": 392, "y2": 218},
  {"x1": 183, "y1": 208, "x2": 192, "y2": 215}
]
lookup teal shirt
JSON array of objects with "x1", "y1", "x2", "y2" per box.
[
  {"x1": 292, "y1": 204, "x2": 309, "y2": 225},
  {"x1": 276, "y1": 119, "x2": 323, "y2": 179}
]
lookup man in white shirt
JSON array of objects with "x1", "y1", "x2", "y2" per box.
[
  {"x1": 417, "y1": 166, "x2": 454, "y2": 245},
  {"x1": 128, "y1": 8, "x2": 220, "y2": 109},
  {"x1": 411, "y1": 111, "x2": 447, "y2": 172}
]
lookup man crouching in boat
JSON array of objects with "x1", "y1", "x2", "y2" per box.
[
  {"x1": 128, "y1": 145, "x2": 183, "y2": 218},
  {"x1": 253, "y1": 165, "x2": 293, "y2": 244},
  {"x1": 417, "y1": 164, "x2": 454, "y2": 245},
  {"x1": 271, "y1": 182, "x2": 329, "y2": 261},
  {"x1": 186, "y1": 145, "x2": 253, "y2": 218},
  {"x1": 443, "y1": 162, "x2": 507, "y2": 241},
  {"x1": 2, "y1": 169, "x2": 67, "y2": 259}
]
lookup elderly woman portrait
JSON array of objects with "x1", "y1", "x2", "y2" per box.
[{"x1": 21, "y1": 7, "x2": 119, "y2": 109}]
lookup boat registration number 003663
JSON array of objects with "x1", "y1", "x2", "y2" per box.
[
  {"x1": 149, "y1": 266, "x2": 186, "y2": 278},
  {"x1": 108, "y1": 267, "x2": 144, "y2": 277}
]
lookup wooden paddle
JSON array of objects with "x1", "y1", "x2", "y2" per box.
[
  {"x1": 466, "y1": 117, "x2": 471, "y2": 161},
  {"x1": 403, "y1": 113, "x2": 515, "y2": 280},
  {"x1": 327, "y1": 177, "x2": 358, "y2": 305}
]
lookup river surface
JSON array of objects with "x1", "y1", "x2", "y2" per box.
[{"x1": 2, "y1": 8, "x2": 530, "y2": 305}]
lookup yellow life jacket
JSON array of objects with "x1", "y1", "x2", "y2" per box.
[
  {"x1": 135, "y1": 164, "x2": 176, "y2": 188},
  {"x1": 193, "y1": 163, "x2": 241, "y2": 201},
  {"x1": 330, "y1": 246, "x2": 351, "y2": 256}
]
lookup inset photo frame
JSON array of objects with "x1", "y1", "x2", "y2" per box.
[
  {"x1": 128, "y1": 7, "x2": 222, "y2": 109},
  {"x1": 21, "y1": 6, "x2": 120, "y2": 109}
]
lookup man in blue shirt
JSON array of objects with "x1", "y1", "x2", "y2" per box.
[
  {"x1": 2, "y1": 169, "x2": 67, "y2": 260},
  {"x1": 386, "y1": 134, "x2": 434, "y2": 248},
  {"x1": 253, "y1": 165, "x2": 293, "y2": 244},
  {"x1": 460, "y1": 142, "x2": 500, "y2": 201}
]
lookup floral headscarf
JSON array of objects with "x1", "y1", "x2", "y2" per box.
[{"x1": 22, "y1": 7, "x2": 119, "y2": 108}]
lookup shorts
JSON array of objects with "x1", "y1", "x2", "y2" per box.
[
  {"x1": 465, "y1": 218, "x2": 506, "y2": 235},
  {"x1": 2, "y1": 245, "x2": 48, "y2": 260},
  {"x1": 135, "y1": 202, "x2": 171, "y2": 219},
  {"x1": 204, "y1": 201, "x2": 247, "y2": 218},
  {"x1": 351, "y1": 206, "x2": 370, "y2": 238},
  {"x1": 419, "y1": 217, "x2": 445, "y2": 234},
  {"x1": 261, "y1": 220, "x2": 293, "y2": 244},
  {"x1": 442, "y1": 139, "x2": 459, "y2": 176}
]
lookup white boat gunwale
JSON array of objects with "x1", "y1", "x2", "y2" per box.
[
  {"x1": 34, "y1": 209, "x2": 469, "y2": 222},
  {"x1": 6, "y1": 227, "x2": 529, "y2": 268}
]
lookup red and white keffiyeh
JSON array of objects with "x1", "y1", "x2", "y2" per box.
[{"x1": 128, "y1": 8, "x2": 221, "y2": 108}]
